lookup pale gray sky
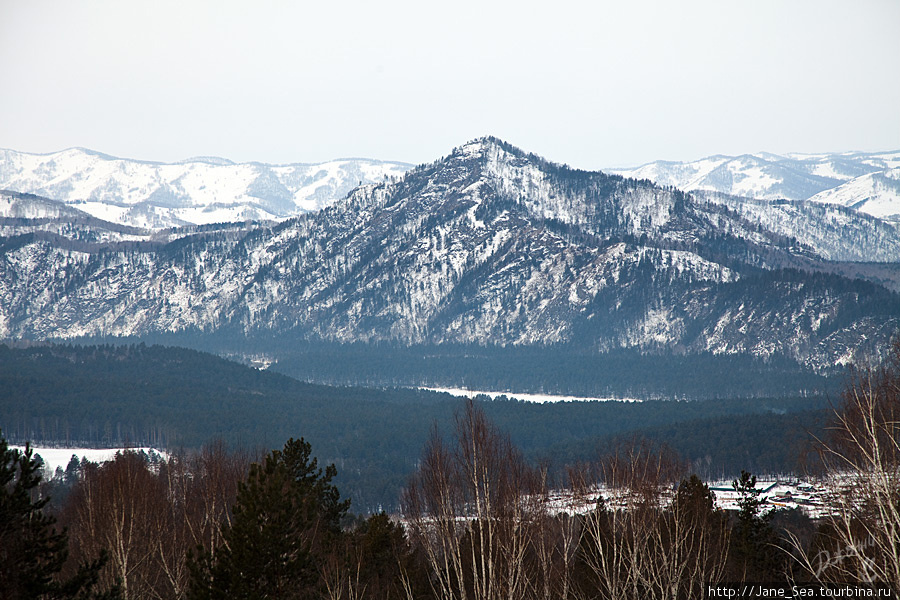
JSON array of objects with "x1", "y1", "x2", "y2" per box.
[{"x1": 1, "y1": 0, "x2": 898, "y2": 169}]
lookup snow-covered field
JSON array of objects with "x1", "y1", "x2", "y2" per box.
[
  {"x1": 10, "y1": 446, "x2": 167, "y2": 477},
  {"x1": 420, "y1": 386, "x2": 643, "y2": 403}
]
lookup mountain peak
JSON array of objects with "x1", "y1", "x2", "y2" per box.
[
  {"x1": 452, "y1": 136, "x2": 526, "y2": 158},
  {"x1": 452, "y1": 136, "x2": 504, "y2": 157}
]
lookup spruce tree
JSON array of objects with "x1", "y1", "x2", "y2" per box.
[
  {"x1": 189, "y1": 437, "x2": 350, "y2": 600},
  {"x1": 731, "y1": 470, "x2": 781, "y2": 580}
]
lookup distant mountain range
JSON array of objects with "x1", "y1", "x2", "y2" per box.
[
  {"x1": 0, "y1": 147, "x2": 410, "y2": 229},
  {"x1": 2, "y1": 146, "x2": 898, "y2": 232},
  {"x1": 1, "y1": 137, "x2": 898, "y2": 375},
  {"x1": 609, "y1": 150, "x2": 900, "y2": 222}
]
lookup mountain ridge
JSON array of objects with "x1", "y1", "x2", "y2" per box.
[
  {"x1": 0, "y1": 147, "x2": 412, "y2": 229},
  {"x1": 2, "y1": 137, "x2": 899, "y2": 372},
  {"x1": 610, "y1": 149, "x2": 900, "y2": 221}
]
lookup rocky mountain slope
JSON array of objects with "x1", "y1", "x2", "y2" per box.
[
  {"x1": 0, "y1": 147, "x2": 411, "y2": 229},
  {"x1": 1, "y1": 138, "x2": 899, "y2": 370}
]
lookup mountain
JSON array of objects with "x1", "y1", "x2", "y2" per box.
[
  {"x1": 691, "y1": 190, "x2": 900, "y2": 264},
  {"x1": 0, "y1": 147, "x2": 411, "y2": 229},
  {"x1": 610, "y1": 150, "x2": 900, "y2": 222},
  {"x1": 0, "y1": 189, "x2": 263, "y2": 250},
  {"x1": 807, "y1": 167, "x2": 900, "y2": 221},
  {"x1": 1, "y1": 137, "x2": 899, "y2": 374},
  {"x1": 1, "y1": 190, "x2": 153, "y2": 243}
]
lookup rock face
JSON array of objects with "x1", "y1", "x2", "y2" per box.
[
  {"x1": 0, "y1": 147, "x2": 411, "y2": 229},
  {"x1": 1, "y1": 138, "x2": 899, "y2": 370}
]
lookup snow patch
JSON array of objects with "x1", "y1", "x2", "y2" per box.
[
  {"x1": 11, "y1": 446, "x2": 169, "y2": 478},
  {"x1": 420, "y1": 387, "x2": 643, "y2": 403}
]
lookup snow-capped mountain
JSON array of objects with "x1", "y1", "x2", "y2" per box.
[
  {"x1": 610, "y1": 150, "x2": 900, "y2": 221},
  {"x1": 0, "y1": 147, "x2": 411, "y2": 229},
  {"x1": 807, "y1": 168, "x2": 900, "y2": 221},
  {"x1": 1, "y1": 138, "x2": 899, "y2": 370}
]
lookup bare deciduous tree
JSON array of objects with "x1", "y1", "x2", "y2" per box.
[
  {"x1": 532, "y1": 464, "x2": 588, "y2": 600},
  {"x1": 403, "y1": 400, "x2": 545, "y2": 600},
  {"x1": 580, "y1": 441, "x2": 728, "y2": 600},
  {"x1": 62, "y1": 442, "x2": 251, "y2": 600},
  {"x1": 66, "y1": 452, "x2": 165, "y2": 599},
  {"x1": 788, "y1": 338, "x2": 900, "y2": 586},
  {"x1": 185, "y1": 440, "x2": 252, "y2": 558}
]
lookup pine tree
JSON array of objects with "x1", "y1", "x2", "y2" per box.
[
  {"x1": 730, "y1": 470, "x2": 781, "y2": 580},
  {"x1": 0, "y1": 430, "x2": 118, "y2": 599},
  {"x1": 189, "y1": 437, "x2": 350, "y2": 600}
]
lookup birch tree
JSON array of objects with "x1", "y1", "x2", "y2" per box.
[
  {"x1": 403, "y1": 399, "x2": 546, "y2": 600},
  {"x1": 788, "y1": 338, "x2": 900, "y2": 586}
]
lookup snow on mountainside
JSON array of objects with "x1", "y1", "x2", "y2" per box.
[
  {"x1": 807, "y1": 168, "x2": 900, "y2": 221},
  {"x1": 0, "y1": 189, "x2": 96, "y2": 222},
  {"x1": 610, "y1": 150, "x2": 900, "y2": 222},
  {"x1": 693, "y1": 190, "x2": 900, "y2": 264},
  {"x1": 0, "y1": 190, "x2": 155, "y2": 244},
  {"x1": 0, "y1": 147, "x2": 411, "y2": 229},
  {"x1": 2, "y1": 137, "x2": 899, "y2": 371}
]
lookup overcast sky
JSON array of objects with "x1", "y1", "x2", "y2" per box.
[{"x1": 1, "y1": 0, "x2": 898, "y2": 169}]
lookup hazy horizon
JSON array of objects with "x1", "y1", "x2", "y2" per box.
[
  {"x1": 2, "y1": 139, "x2": 899, "y2": 172},
  {"x1": 2, "y1": 0, "x2": 898, "y2": 170}
]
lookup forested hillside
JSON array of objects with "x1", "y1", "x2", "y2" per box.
[
  {"x1": 1, "y1": 343, "x2": 834, "y2": 510},
  {"x1": 3, "y1": 139, "x2": 899, "y2": 381}
]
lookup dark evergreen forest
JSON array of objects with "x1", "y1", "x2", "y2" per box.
[
  {"x1": 1, "y1": 343, "x2": 835, "y2": 511},
  {"x1": 65, "y1": 329, "x2": 840, "y2": 399}
]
